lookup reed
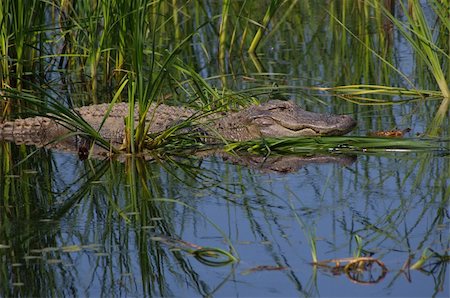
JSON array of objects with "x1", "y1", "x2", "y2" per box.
[
  {"x1": 248, "y1": 0, "x2": 284, "y2": 53},
  {"x1": 218, "y1": 0, "x2": 231, "y2": 62},
  {"x1": 1, "y1": 0, "x2": 448, "y2": 149},
  {"x1": 0, "y1": 0, "x2": 10, "y2": 91},
  {"x1": 379, "y1": 0, "x2": 449, "y2": 133},
  {"x1": 225, "y1": 136, "x2": 444, "y2": 155},
  {"x1": 1, "y1": 0, "x2": 45, "y2": 110}
]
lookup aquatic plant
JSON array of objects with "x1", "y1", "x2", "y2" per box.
[
  {"x1": 379, "y1": 0, "x2": 449, "y2": 135},
  {"x1": 225, "y1": 135, "x2": 444, "y2": 155},
  {"x1": 327, "y1": 0, "x2": 449, "y2": 135}
]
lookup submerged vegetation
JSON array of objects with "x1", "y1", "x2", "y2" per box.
[{"x1": 0, "y1": 0, "x2": 449, "y2": 296}]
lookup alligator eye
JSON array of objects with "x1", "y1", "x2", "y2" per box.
[
  {"x1": 253, "y1": 117, "x2": 274, "y2": 126},
  {"x1": 268, "y1": 106, "x2": 287, "y2": 111}
]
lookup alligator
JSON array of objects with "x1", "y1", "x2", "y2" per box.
[{"x1": 0, "y1": 100, "x2": 356, "y2": 146}]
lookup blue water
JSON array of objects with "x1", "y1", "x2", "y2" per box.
[{"x1": 3, "y1": 148, "x2": 446, "y2": 297}]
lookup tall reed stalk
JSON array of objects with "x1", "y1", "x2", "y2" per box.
[
  {"x1": 218, "y1": 0, "x2": 231, "y2": 62},
  {"x1": 1, "y1": 0, "x2": 45, "y2": 112},
  {"x1": 0, "y1": 1, "x2": 10, "y2": 92},
  {"x1": 248, "y1": 0, "x2": 284, "y2": 53},
  {"x1": 368, "y1": 0, "x2": 449, "y2": 135}
]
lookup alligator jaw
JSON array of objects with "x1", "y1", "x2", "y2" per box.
[
  {"x1": 272, "y1": 114, "x2": 357, "y2": 136},
  {"x1": 246, "y1": 100, "x2": 357, "y2": 138},
  {"x1": 257, "y1": 117, "x2": 357, "y2": 137}
]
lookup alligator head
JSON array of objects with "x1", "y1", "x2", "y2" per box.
[{"x1": 214, "y1": 100, "x2": 356, "y2": 141}]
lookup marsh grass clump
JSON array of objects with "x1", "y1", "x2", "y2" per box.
[
  {"x1": 225, "y1": 136, "x2": 444, "y2": 155},
  {"x1": 327, "y1": 0, "x2": 449, "y2": 135},
  {"x1": 1, "y1": 0, "x2": 448, "y2": 154},
  {"x1": 3, "y1": 0, "x2": 293, "y2": 153}
]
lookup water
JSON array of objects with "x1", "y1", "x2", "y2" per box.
[
  {"x1": 1, "y1": 1, "x2": 449, "y2": 297},
  {"x1": 0, "y1": 146, "x2": 447, "y2": 297}
]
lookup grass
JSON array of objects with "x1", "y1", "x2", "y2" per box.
[
  {"x1": 327, "y1": 0, "x2": 449, "y2": 136},
  {"x1": 1, "y1": 0, "x2": 447, "y2": 151},
  {"x1": 373, "y1": 0, "x2": 449, "y2": 136},
  {"x1": 247, "y1": 0, "x2": 286, "y2": 53},
  {"x1": 225, "y1": 136, "x2": 446, "y2": 155}
]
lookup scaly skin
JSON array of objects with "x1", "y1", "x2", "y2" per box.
[{"x1": 0, "y1": 100, "x2": 356, "y2": 144}]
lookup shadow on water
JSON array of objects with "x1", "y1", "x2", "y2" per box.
[{"x1": 0, "y1": 139, "x2": 448, "y2": 297}]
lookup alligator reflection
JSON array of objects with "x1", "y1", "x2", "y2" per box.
[
  {"x1": 0, "y1": 135, "x2": 357, "y2": 173},
  {"x1": 220, "y1": 153, "x2": 356, "y2": 173}
]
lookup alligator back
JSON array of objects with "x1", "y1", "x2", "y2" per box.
[
  {"x1": 0, "y1": 103, "x2": 197, "y2": 144},
  {"x1": 0, "y1": 116, "x2": 69, "y2": 144}
]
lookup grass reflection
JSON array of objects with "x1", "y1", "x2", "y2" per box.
[
  {"x1": 0, "y1": 150, "x2": 243, "y2": 296},
  {"x1": 0, "y1": 141, "x2": 448, "y2": 296}
]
